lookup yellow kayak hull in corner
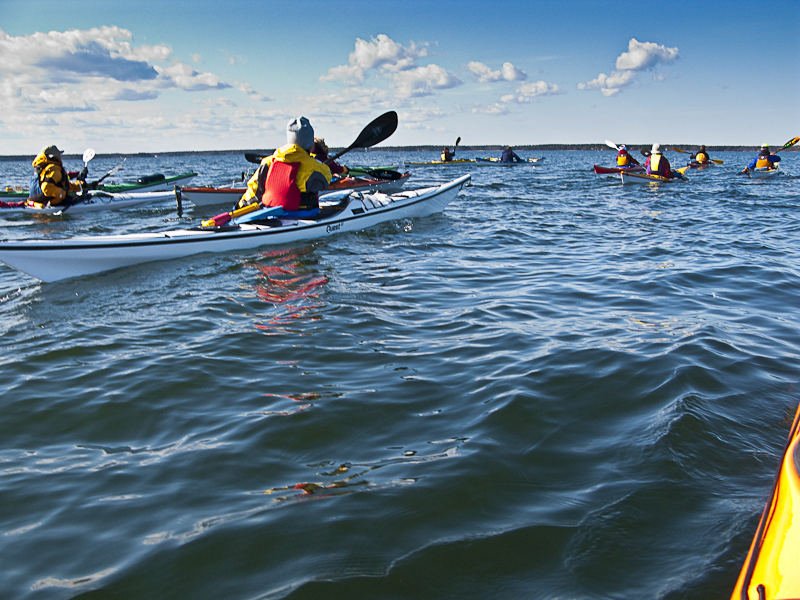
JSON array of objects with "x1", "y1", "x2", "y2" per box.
[{"x1": 731, "y1": 402, "x2": 800, "y2": 600}]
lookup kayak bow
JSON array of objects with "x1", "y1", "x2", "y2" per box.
[{"x1": 730, "y1": 402, "x2": 800, "y2": 600}]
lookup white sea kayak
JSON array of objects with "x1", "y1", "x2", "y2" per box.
[
  {"x1": 179, "y1": 173, "x2": 412, "y2": 207},
  {"x1": 0, "y1": 175, "x2": 471, "y2": 283},
  {"x1": 0, "y1": 190, "x2": 177, "y2": 216},
  {"x1": 746, "y1": 166, "x2": 780, "y2": 179}
]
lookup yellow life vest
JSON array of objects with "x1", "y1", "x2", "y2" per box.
[
  {"x1": 756, "y1": 154, "x2": 774, "y2": 169},
  {"x1": 695, "y1": 152, "x2": 708, "y2": 164}
]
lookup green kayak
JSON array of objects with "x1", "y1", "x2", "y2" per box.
[{"x1": 1, "y1": 172, "x2": 198, "y2": 199}]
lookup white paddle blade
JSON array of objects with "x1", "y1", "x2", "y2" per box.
[
  {"x1": 604, "y1": 140, "x2": 620, "y2": 150},
  {"x1": 83, "y1": 148, "x2": 96, "y2": 163}
]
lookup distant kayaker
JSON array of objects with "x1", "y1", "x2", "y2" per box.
[
  {"x1": 310, "y1": 137, "x2": 348, "y2": 178},
  {"x1": 441, "y1": 146, "x2": 455, "y2": 162},
  {"x1": 692, "y1": 145, "x2": 711, "y2": 165},
  {"x1": 645, "y1": 144, "x2": 676, "y2": 178},
  {"x1": 742, "y1": 143, "x2": 781, "y2": 173},
  {"x1": 236, "y1": 117, "x2": 332, "y2": 216},
  {"x1": 616, "y1": 145, "x2": 640, "y2": 167},
  {"x1": 501, "y1": 146, "x2": 522, "y2": 163},
  {"x1": 27, "y1": 145, "x2": 86, "y2": 207}
]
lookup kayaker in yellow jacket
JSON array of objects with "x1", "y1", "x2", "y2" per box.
[
  {"x1": 28, "y1": 145, "x2": 85, "y2": 206},
  {"x1": 236, "y1": 117, "x2": 332, "y2": 215},
  {"x1": 616, "y1": 145, "x2": 640, "y2": 167},
  {"x1": 645, "y1": 144, "x2": 676, "y2": 178},
  {"x1": 743, "y1": 144, "x2": 781, "y2": 173},
  {"x1": 692, "y1": 145, "x2": 711, "y2": 165}
]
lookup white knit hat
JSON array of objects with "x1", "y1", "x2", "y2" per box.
[{"x1": 651, "y1": 143, "x2": 662, "y2": 154}]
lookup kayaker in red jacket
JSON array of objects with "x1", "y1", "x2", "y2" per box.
[
  {"x1": 616, "y1": 145, "x2": 640, "y2": 167},
  {"x1": 645, "y1": 144, "x2": 675, "y2": 178}
]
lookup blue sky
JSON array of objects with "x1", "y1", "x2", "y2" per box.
[{"x1": 1, "y1": 0, "x2": 797, "y2": 154}]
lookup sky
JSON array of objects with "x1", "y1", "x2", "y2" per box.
[{"x1": 0, "y1": 0, "x2": 798, "y2": 154}]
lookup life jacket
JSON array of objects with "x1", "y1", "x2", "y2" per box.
[
  {"x1": 695, "y1": 152, "x2": 708, "y2": 164},
  {"x1": 755, "y1": 151, "x2": 774, "y2": 169},
  {"x1": 441, "y1": 150, "x2": 453, "y2": 162},
  {"x1": 647, "y1": 154, "x2": 669, "y2": 176},
  {"x1": 29, "y1": 170, "x2": 44, "y2": 198},
  {"x1": 617, "y1": 151, "x2": 633, "y2": 166},
  {"x1": 262, "y1": 160, "x2": 302, "y2": 211},
  {"x1": 501, "y1": 148, "x2": 514, "y2": 162}
]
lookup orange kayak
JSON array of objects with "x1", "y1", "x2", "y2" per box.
[{"x1": 731, "y1": 401, "x2": 800, "y2": 600}]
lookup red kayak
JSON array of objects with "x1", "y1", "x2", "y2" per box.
[{"x1": 593, "y1": 165, "x2": 645, "y2": 175}]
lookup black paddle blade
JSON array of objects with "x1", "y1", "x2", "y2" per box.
[
  {"x1": 366, "y1": 169, "x2": 403, "y2": 181},
  {"x1": 349, "y1": 111, "x2": 398, "y2": 151},
  {"x1": 327, "y1": 113, "x2": 396, "y2": 164},
  {"x1": 244, "y1": 153, "x2": 267, "y2": 164}
]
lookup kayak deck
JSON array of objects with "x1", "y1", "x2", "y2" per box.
[{"x1": 180, "y1": 173, "x2": 411, "y2": 207}]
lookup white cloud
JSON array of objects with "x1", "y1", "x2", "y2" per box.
[
  {"x1": 0, "y1": 25, "x2": 235, "y2": 119},
  {"x1": 349, "y1": 34, "x2": 427, "y2": 71},
  {"x1": 616, "y1": 38, "x2": 679, "y2": 71},
  {"x1": 468, "y1": 61, "x2": 527, "y2": 83},
  {"x1": 238, "y1": 82, "x2": 273, "y2": 102},
  {"x1": 577, "y1": 70, "x2": 637, "y2": 96},
  {"x1": 321, "y1": 34, "x2": 461, "y2": 100},
  {"x1": 320, "y1": 64, "x2": 364, "y2": 84},
  {"x1": 578, "y1": 38, "x2": 679, "y2": 96},
  {"x1": 391, "y1": 64, "x2": 463, "y2": 98},
  {"x1": 503, "y1": 80, "x2": 563, "y2": 102},
  {"x1": 156, "y1": 63, "x2": 230, "y2": 91},
  {"x1": 472, "y1": 103, "x2": 509, "y2": 115},
  {"x1": 502, "y1": 62, "x2": 528, "y2": 81},
  {"x1": 321, "y1": 34, "x2": 428, "y2": 83}
]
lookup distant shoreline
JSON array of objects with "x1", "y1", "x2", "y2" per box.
[{"x1": 0, "y1": 145, "x2": 794, "y2": 161}]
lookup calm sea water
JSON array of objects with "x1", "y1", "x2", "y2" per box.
[{"x1": 1, "y1": 150, "x2": 798, "y2": 600}]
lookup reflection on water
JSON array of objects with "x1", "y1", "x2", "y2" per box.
[{"x1": 246, "y1": 247, "x2": 328, "y2": 332}]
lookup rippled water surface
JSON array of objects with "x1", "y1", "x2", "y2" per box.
[{"x1": 1, "y1": 150, "x2": 798, "y2": 599}]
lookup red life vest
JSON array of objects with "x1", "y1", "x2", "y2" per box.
[{"x1": 262, "y1": 160, "x2": 302, "y2": 211}]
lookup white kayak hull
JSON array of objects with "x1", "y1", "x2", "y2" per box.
[
  {"x1": 0, "y1": 175, "x2": 470, "y2": 283},
  {"x1": 748, "y1": 166, "x2": 780, "y2": 179},
  {"x1": 0, "y1": 191, "x2": 176, "y2": 215},
  {"x1": 620, "y1": 171, "x2": 687, "y2": 185},
  {"x1": 180, "y1": 173, "x2": 411, "y2": 207}
]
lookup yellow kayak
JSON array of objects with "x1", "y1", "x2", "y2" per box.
[{"x1": 731, "y1": 401, "x2": 800, "y2": 600}]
